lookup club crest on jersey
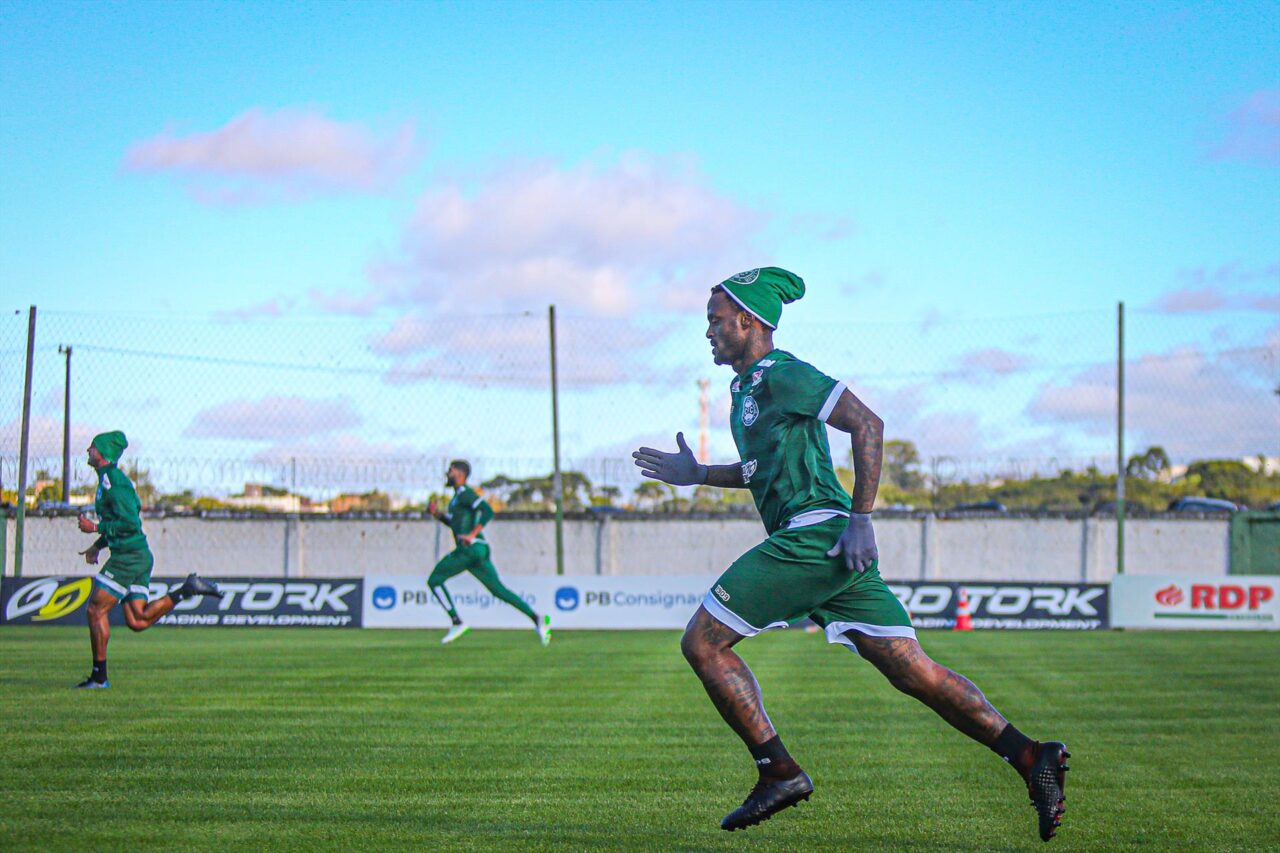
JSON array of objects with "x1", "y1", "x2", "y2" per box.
[
  {"x1": 742, "y1": 459, "x2": 758, "y2": 483},
  {"x1": 741, "y1": 395, "x2": 759, "y2": 426},
  {"x1": 729, "y1": 269, "x2": 761, "y2": 284},
  {"x1": 100, "y1": 475, "x2": 112, "y2": 491}
]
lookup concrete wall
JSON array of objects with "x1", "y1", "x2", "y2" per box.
[{"x1": 4, "y1": 514, "x2": 1231, "y2": 580}]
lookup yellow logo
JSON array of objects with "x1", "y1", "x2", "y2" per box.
[{"x1": 34, "y1": 578, "x2": 92, "y2": 621}]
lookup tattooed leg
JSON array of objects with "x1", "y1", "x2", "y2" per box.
[
  {"x1": 680, "y1": 606, "x2": 776, "y2": 746},
  {"x1": 850, "y1": 633, "x2": 1009, "y2": 746}
]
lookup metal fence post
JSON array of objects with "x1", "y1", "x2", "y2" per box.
[
  {"x1": 1116, "y1": 301, "x2": 1125, "y2": 575},
  {"x1": 14, "y1": 306, "x2": 37, "y2": 578},
  {"x1": 549, "y1": 305, "x2": 565, "y2": 576}
]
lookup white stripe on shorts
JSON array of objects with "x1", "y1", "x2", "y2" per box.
[
  {"x1": 94, "y1": 573, "x2": 127, "y2": 597},
  {"x1": 701, "y1": 591, "x2": 789, "y2": 638},
  {"x1": 786, "y1": 508, "x2": 849, "y2": 529},
  {"x1": 823, "y1": 620, "x2": 918, "y2": 655}
]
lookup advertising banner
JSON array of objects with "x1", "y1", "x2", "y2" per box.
[
  {"x1": 364, "y1": 576, "x2": 1108, "y2": 630},
  {"x1": 1, "y1": 576, "x2": 363, "y2": 627},
  {"x1": 888, "y1": 582, "x2": 1108, "y2": 630},
  {"x1": 1112, "y1": 575, "x2": 1278, "y2": 630},
  {"x1": 364, "y1": 575, "x2": 708, "y2": 629}
]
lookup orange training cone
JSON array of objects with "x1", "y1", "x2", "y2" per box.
[{"x1": 953, "y1": 587, "x2": 973, "y2": 632}]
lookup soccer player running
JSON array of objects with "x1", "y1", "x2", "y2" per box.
[
  {"x1": 633, "y1": 269, "x2": 1069, "y2": 840},
  {"x1": 427, "y1": 460, "x2": 551, "y2": 646},
  {"x1": 74, "y1": 431, "x2": 223, "y2": 689}
]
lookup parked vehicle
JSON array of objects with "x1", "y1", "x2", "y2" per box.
[
  {"x1": 952, "y1": 500, "x2": 1008, "y2": 512},
  {"x1": 1167, "y1": 496, "x2": 1238, "y2": 513}
]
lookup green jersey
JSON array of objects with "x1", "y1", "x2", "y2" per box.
[
  {"x1": 439, "y1": 485, "x2": 495, "y2": 547},
  {"x1": 91, "y1": 463, "x2": 149, "y2": 553},
  {"x1": 729, "y1": 349, "x2": 851, "y2": 535}
]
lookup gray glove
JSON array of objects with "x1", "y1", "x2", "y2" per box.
[
  {"x1": 827, "y1": 512, "x2": 878, "y2": 572},
  {"x1": 631, "y1": 432, "x2": 707, "y2": 486}
]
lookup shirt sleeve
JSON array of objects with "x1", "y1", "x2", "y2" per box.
[
  {"x1": 469, "y1": 490, "x2": 494, "y2": 526},
  {"x1": 769, "y1": 361, "x2": 846, "y2": 423},
  {"x1": 97, "y1": 471, "x2": 143, "y2": 542}
]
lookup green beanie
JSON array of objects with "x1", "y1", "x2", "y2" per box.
[
  {"x1": 717, "y1": 267, "x2": 806, "y2": 329},
  {"x1": 91, "y1": 430, "x2": 128, "y2": 464}
]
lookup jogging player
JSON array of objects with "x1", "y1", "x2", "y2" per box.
[
  {"x1": 75, "y1": 431, "x2": 223, "y2": 689},
  {"x1": 632, "y1": 268, "x2": 1069, "y2": 840},
  {"x1": 427, "y1": 460, "x2": 551, "y2": 646}
]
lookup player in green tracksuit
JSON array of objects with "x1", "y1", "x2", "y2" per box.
[
  {"x1": 634, "y1": 269, "x2": 1069, "y2": 841},
  {"x1": 427, "y1": 459, "x2": 551, "y2": 646},
  {"x1": 73, "y1": 431, "x2": 223, "y2": 689}
]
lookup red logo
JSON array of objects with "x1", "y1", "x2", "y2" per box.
[{"x1": 1154, "y1": 584, "x2": 1183, "y2": 606}]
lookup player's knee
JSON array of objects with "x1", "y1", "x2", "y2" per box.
[{"x1": 680, "y1": 627, "x2": 711, "y2": 668}]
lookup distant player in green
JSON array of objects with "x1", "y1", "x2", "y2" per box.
[
  {"x1": 633, "y1": 268, "x2": 1069, "y2": 841},
  {"x1": 427, "y1": 460, "x2": 551, "y2": 646},
  {"x1": 74, "y1": 431, "x2": 223, "y2": 689}
]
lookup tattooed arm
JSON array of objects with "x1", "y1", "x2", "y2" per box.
[
  {"x1": 824, "y1": 388, "x2": 883, "y2": 512},
  {"x1": 823, "y1": 389, "x2": 883, "y2": 571}
]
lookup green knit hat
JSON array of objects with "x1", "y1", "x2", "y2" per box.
[
  {"x1": 91, "y1": 430, "x2": 128, "y2": 464},
  {"x1": 717, "y1": 267, "x2": 806, "y2": 329}
]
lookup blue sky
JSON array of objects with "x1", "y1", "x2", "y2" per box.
[{"x1": 2, "y1": 1, "x2": 1277, "y2": 495}]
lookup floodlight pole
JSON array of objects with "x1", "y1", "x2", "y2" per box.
[
  {"x1": 14, "y1": 306, "x2": 37, "y2": 578},
  {"x1": 1116, "y1": 302, "x2": 1125, "y2": 575},
  {"x1": 549, "y1": 305, "x2": 565, "y2": 576},
  {"x1": 59, "y1": 345, "x2": 72, "y2": 501}
]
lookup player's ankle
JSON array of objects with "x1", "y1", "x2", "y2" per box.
[
  {"x1": 992, "y1": 724, "x2": 1038, "y2": 778},
  {"x1": 750, "y1": 735, "x2": 802, "y2": 779}
]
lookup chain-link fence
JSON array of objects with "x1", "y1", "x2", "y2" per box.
[{"x1": 3, "y1": 304, "x2": 1278, "y2": 515}]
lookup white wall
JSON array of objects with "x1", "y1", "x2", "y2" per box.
[{"x1": 5, "y1": 514, "x2": 1232, "y2": 580}]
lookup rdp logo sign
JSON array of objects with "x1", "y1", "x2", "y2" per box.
[
  {"x1": 1156, "y1": 583, "x2": 1274, "y2": 612},
  {"x1": 3, "y1": 577, "x2": 93, "y2": 623}
]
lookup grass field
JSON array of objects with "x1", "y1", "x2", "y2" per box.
[{"x1": 1, "y1": 627, "x2": 1278, "y2": 852}]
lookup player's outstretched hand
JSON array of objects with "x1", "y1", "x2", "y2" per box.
[
  {"x1": 632, "y1": 432, "x2": 707, "y2": 486},
  {"x1": 827, "y1": 513, "x2": 878, "y2": 572},
  {"x1": 79, "y1": 546, "x2": 100, "y2": 566}
]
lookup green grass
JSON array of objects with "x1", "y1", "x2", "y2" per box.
[{"x1": 1, "y1": 628, "x2": 1278, "y2": 852}]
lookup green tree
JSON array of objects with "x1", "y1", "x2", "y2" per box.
[
  {"x1": 1126, "y1": 446, "x2": 1171, "y2": 480},
  {"x1": 883, "y1": 439, "x2": 925, "y2": 491}
]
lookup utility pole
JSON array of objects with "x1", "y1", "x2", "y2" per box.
[{"x1": 59, "y1": 345, "x2": 72, "y2": 501}]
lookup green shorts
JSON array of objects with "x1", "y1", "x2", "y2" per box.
[
  {"x1": 93, "y1": 548, "x2": 155, "y2": 603},
  {"x1": 702, "y1": 515, "x2": 915, "y2": 652}
]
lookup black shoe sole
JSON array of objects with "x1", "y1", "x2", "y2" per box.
[
  {"x1": 723, "y1": 790, "x2": 811, "y2": 831},
  {"x1": 1028, "y1": 742, "x2": 1070, "y2": 841},
  {"x1": 721, "y1": 779, "x2": 814, "y2": 832}
]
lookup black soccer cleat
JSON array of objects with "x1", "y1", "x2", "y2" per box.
[
  {"x1": 720, "y1": 771, "x2": 813, "y2": 831},
  {"x1": 178, "y1": 573, "x2": 224, "y2": 599},
  {"x1": 1027, "y1": 741, "x2": 1070, "y2": 841}
]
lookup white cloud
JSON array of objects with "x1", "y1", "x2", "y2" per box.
[
  {"x1": 379, "y1": 151, "x2": 766, "y2": 316},
  {"x1": 124, "y1": 107, "x2": 420, "y2": 203},
  {"x1": 1027, "y1": 345, "x2": 1280, "y2": 458},
  {"x1": 183, "y1": 395, "x2": 361, "y2": 442}
]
